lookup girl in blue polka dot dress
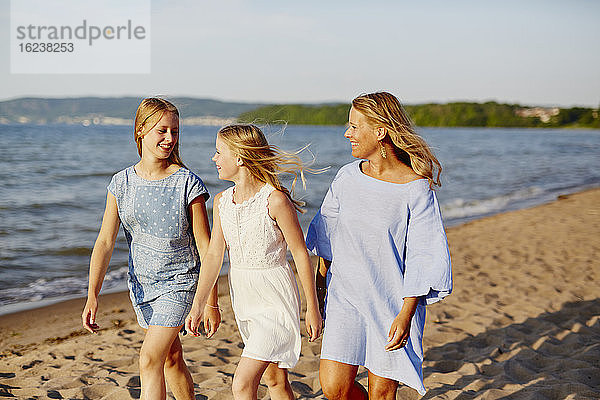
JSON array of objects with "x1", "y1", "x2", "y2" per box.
[{"x1": 82, "y1": 98, "x2": 221, "y2": 399}]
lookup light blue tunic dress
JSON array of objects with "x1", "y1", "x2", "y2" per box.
[
  {"x1": 108, "y1": 166, "x2": 209, "y2": 328},
  {"x1": 306, "y1": 160, "x2": 452, "y2": 395}
]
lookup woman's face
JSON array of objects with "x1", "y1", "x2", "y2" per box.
[
  {"x1": 212, "y1": 134, "x2": 240, "y2": 181},
  {"x1": 140, "y1": 111, "x2": 179, "y2": 160},
  {"x1": 344, "y1": 107, "x2": 378, "y2": 159}
]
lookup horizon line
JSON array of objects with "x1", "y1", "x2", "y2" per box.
[{"x1": 0, "y1": 94, "x2": 597, "y2": 109}]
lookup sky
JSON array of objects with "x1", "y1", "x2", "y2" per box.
[{"x1": 1, "y1": 0, "x2": 599, "y2": 107}]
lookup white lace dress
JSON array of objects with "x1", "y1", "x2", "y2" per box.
[{"x1": 218, "y1": 184, "x2": 301, "y2": 368}]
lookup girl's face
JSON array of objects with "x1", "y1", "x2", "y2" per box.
[
  {"x1": 140, "y1": 111, "x2": 179, "y2": 160},
  {"x1": 344, "y1": 107, "x2": 379, "y2": 160},
  {"x1": 212, "y1": 134, "x2": 240, "y2": 181}
]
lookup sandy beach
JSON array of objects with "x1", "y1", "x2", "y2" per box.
[{"x1": 1, "y1": 188, "x2": 599, "y2": 399}]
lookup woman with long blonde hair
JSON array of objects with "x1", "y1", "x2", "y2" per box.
[
  {"x1": 307, "y1": 92, "x2": 452, "y2": 398},
  {"x1": 82, "y1": 98, "x2": 221, "y2": 399},
  {"x1": 185, "y1": 124, "x2": 322, "y2": 399}
]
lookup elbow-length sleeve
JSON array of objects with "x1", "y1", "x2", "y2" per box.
[
  {"x1": 402, "y1": 185, "x2": 452, "y2": 305},
  {"x1": 306, "y1": 174, "x2": 341, "y2": 261}
]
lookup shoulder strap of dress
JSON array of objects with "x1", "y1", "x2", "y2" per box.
[
  {"x1": 251, "y1": 184, "x2": 273, "y2": 212},
  {"x1": 260, "y1": 184, "x2": 276, "y2": 202},
  {"x1": 218, "y1": 186, "x2": 234, "y2": 213}
]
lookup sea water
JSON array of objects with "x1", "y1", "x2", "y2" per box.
[{"x1": 0, "y1": 124, "x2": 599, "y2": 314}]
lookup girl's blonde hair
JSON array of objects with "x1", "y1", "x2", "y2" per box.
[
  {"x1": 352, "y1": 92, "x2": 442, "y2": 188},
  {"x1": 134, "y1": 97, "x2": 187, "y2": 168},
  {"x1": 217, "y1": 124, "x2": 309, "y2": 212}
]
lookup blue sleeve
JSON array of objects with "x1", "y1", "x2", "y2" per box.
[
  {"x1": 186, "y1": 171, "x2": 210, "y2": 205},
  {"x1": 306, "y1": 174, "x2": 340, "y2": 261},
  {"x1": 107, "y1": 174, "x2": 117, "y2": 197},
  {"x1": 403, "y1": 186, "x2": 452, "y2": 305}
]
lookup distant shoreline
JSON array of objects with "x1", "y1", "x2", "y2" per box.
[
  {"x1": 2, "y1": 121, "x2": 600, "y2": 130},
  {"x1": 1, "y1": 97, "x2": 598, "y2": 128}
]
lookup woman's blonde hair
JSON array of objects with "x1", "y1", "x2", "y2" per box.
[
  {"x1": 217, "y1": 124, "x2": 310, "y2": 212},
  {"x1": 134, "y1": 97, "x2": 187, "y2": 168},
  {"x1": 352, "y1": 92, "x2": 442, "y2": 188}
]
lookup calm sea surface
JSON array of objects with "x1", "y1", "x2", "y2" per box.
[{"x1": 1, "y1": 124, "x2": 599, "y2": 314}]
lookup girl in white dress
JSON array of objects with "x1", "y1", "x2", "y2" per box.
[{"x1": 185, "y1": 124, "x2": 322, "y2": 400}]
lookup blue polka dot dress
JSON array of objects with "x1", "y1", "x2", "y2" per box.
[
  {"x1": 108, "y1": 166, "x2": 209, "y2": 328},
  {"x1": 306, "y1": 160, "x2": 452, "y2": 395}
]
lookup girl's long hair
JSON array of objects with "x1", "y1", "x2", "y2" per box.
[
  {"x1": 217, "y1": 124, "x2": 312, "y2": 212},
  {"x1": 134, "y1": 97, "x2": 187, "y2": 168},
  {"x1": 352, "y1": 92, "x2": 442, "y2": 188}
]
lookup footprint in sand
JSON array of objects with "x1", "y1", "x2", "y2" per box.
[
  {"x1": 290, "y1": 381, "x2": 313, "y2": 396},
  {"x1": 214, "y1": 348, "x2": 231, "y2": 357},
  {"x1": 21, "y1": 359, "x2": 43, "y2": 369},
  {"x1": 126, "y1": 376, "x2": 141, "y2": 399},
  {"x1": 47, "y1": 390, "x2": 63, "y2": 399},
  {"x1": 503, "y1": 358, "x2": 535, "y2": 384},
  {"x1": 85, "y1": 352, "x2": 103, "y2": 362},
  {"x1": 126, "y1": 376, "x2": 140, "y2": 387},
  {"x1": 217, "y1": 370, "x2": 234, "y2": 378}
]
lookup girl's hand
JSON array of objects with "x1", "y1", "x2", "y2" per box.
[
  {"x1": 385, "y1": 311, "x2": 412, "y2": 351},
  {"x1": 82, "y1": 296, "x2": 100, "y2": 334},
  {"x1": 185, "y1": 304, "x2": 204, "y2": 337},
  {"x1": 305, "y1": 306, "x2": 323, "y2": 342},
  {"x1": 202, "y1": 304, "x2": 221, "y2": 338}
]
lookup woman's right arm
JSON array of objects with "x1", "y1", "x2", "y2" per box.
[
  {"x1": 316, "y1": 257, "x2": 330, "y2": 317},
  {"x1": 81, "y1": 192, "x2": 120, "y2": 333}
]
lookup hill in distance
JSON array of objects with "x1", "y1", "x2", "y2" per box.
[
  {"x1": 0, "y1": 97, "x2": 264, "y2": 125},
  {"x1": 0, "y1": 97, "x2": 598, "y2": 128}
]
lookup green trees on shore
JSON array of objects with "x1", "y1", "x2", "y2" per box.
[
  {"x1": 1, "y1": 97, "x2": 598, "y2": 128},
  {"x1": 238, "y1": 102, "x2": 600, "y2": 128},
  {"x1": 238, "y1": 104, "x2": 350, "y2": 126}
]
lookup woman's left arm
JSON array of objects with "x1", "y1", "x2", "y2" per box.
[
  {"x1": 385, "y1": 297, "x2": 419, "y2": 351},
  {"x1": 386, "y1": 186, "x2": 452, "y2": 350},
  {"x1": 268, "y1": 191, "x2": 323, "y2": 342},
  {"x1": 189, "y1": 196, "x2": 221, "y2": 338}
]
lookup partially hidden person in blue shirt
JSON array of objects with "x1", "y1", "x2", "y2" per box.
[
  {"x1": 81, "y1": 98, "x2": 221, "y2": 399},
  {"x1": 306, "y1": 91, "x2": 453, "y2": 399}
]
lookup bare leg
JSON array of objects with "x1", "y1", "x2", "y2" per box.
[
  {"x1": 319, "y1": 359, "x2": 367, "y2": 400},
  {"x1": 164, "y1": 335, "x2": 194, "y2": 400},
  {"x1": 367, "y1": 370, "x2": 398, "y2": 400},
  {"x1": 232, "y1": 357, "x2": 271, "y2": 400},
  {"x1": 139, "y1": 325, "x2": 184, "y2": 400},
  {"x1": 262, "y1": 363, "x2": 294, "y2": 400}
]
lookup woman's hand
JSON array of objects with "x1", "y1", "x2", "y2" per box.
[
  {"x1": 305, "y1": 305, "x2": 323, "y2": 342},
  {"x1": 385, "y1": 311, "x2": 412, "y2": 351},
  {"x1": 185, "y1": 304, "x2": 204, "y2": 337},
  {"x1": 82, "y1": 296, "x2": 100, "y2": 334},
  {"x1": 385, "y1": 296, "x2": 419, "y2": 351},
  {"x1": 202, "y1": 304, "x2": 221, "y2": 338}
]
